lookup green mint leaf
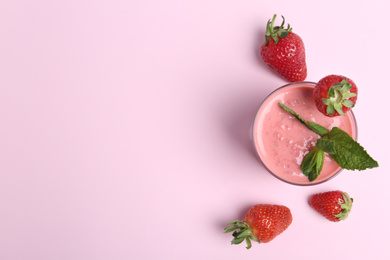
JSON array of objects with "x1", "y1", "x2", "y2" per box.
[
  {"x1": 328, "y1": 127, "x2": 379, "y2": 170},
  {"x1": 306, "y1": 122, "x2": 330, "y2": 137},
  {"x1": 301, "y1": 149, "x2": 316, "y2": 176},
  {"x1": 312, "y1": 149, "x2": 325, "y2": 181},
  {"x1": 301, "y1": 147, "x2": 325, "y2": 181},
  {"x1": 278, "y1": 103, "x2": 329, "y2": 136},
  {"x1": 316, "y1": 139, "x2": 336, "y2": 154}
]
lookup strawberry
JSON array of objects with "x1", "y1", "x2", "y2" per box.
[
  {"x1": 309, "y1": 190, "x2": 353, "y2": 222},
  {"x1": 224, "y1": 204, "x2": 292, "y2": 249},
  {"x1": 313, "y1": 75, "x2": 358, "y2": 117},
  {"x1": 260, "y1": 14, "x2": 307, "y2": 82}
]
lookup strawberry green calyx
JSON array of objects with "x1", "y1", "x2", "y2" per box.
[
  {"x1": 264, "y1": 14, "x2": 292, "y2": 45},
  {"x1": 335, "y1": 192, "x2": 353, "y2": 221},
  {"x1": 224, "y1": 221, "x2": 260, "y2": 249},
  {"x1": 322, "y1": 78, "x2": 357, "y2": 116}
]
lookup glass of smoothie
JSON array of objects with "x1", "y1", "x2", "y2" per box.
[{"x1": 252, "y1": 82, "x2": 357, "y2": 186}]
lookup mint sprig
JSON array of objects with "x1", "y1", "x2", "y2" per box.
[
  {"x1": 278, "y1": 103, "x2": 329, "y2": 137},
  {"x1": 278, "y1": 102, "x2": 379, "y2": 181}
]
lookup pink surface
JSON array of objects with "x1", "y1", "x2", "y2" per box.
[{"x1": 0, "y1": 1, "x2": 389, "y2": 259}]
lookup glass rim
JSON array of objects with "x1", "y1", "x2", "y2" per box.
[{"x1": 251, "y1": 81, "x2": 358, "y2": 186}]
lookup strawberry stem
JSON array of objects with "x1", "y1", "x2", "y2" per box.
[
  {"x1": 264, "y1": 14, "x2": 292, "y2": 45},
  {"x1": 335, "y1": 192, "x2": 353, "y2": 221},
  {"x1": 224, "y1": 220, "x2": 260, "y2": 249},
  {"x1": 322, "y1": 78, "x2": 357, "y2": 116}
]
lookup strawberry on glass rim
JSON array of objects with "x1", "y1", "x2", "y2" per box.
[{"x1": 313, "y1": 75, "x2": 358, "y2": 117}]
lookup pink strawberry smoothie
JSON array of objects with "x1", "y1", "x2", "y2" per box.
[{"x1": 253, "y1": 82, "x2": 357, "y2": 185}]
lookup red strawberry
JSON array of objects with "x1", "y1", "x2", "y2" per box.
[
  {"x1": 260, "y1": 14, "x2": 307, "y2": 82},
  {"x1": 224, "y1": 204, "x2": 292, "y2": 249},
  {"x1": 313, "y1": 75, "x2": 358, "y2": 117},
  {"x1": 309, "y1": 190, "x2": 353, "y2": 222}
]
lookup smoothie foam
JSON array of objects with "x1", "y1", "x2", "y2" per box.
[{"x1": 253, "y1": 82, "x2": 357, "y2": 185}]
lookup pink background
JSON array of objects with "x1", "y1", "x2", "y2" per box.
[{"x1": 1, "y1": 1, "x2": 389, "y2": 259}]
